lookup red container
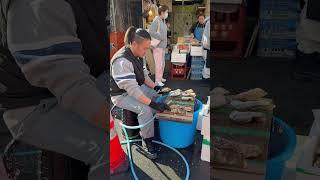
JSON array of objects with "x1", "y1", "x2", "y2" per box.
[
  {"x1": 212, "y1": 1, "x2": 247, "y2": 59},
  {"x1": 170, "y1": 63, "x2": 188, "y2": 80},
  {"x1": 110, "y1": 114, "x2": 126, "y2": 174}
]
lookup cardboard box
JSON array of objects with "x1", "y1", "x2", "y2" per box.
[
  {"x1": 177, "y1": 37, "x2": 186, "y2": 44},
  {"x1": 190, "y1": 45, "x2": 204, "y2": 57},
  {"x1": 171, "y1": 52, "x2": 187, "y2": 63}
]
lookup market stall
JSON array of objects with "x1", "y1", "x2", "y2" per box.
[
  {"x1": 109, "y1": 1, "x2": 211, "y2": 179},
  {"x1": 170, "y1": 36, "x2": 206, "y2": 80}
]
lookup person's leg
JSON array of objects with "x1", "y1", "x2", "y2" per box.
[
  {"x1": 153, "y1": 48, "x2": 164, "y2": 84},
  {"x1": 114, "y1": 95, "x2": 154, "y2": 139},
  {"x1": 4, "y1": 98, "x2": 107, "y2": 180},
  {"x1": 161, "y1": 48, "x2": 166, "y2": 79}
]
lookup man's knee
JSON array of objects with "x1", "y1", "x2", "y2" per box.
[{"x1": 139, "y1": 105, "x2": 154, "y2": 117}]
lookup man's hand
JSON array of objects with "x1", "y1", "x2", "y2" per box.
[
  {"x1": 92, "y1": 104, "x2": 108, "y2": 133},
  {"x1": 153, "y1": 85, "x2": 163, "y2": 92},
  {"x1": 149, "y1": 101, "x2": 171, "y2": 112}
]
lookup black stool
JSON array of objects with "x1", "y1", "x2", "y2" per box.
[{"x1": 111, "y1": 106, "x2": 141, "y2": 140}]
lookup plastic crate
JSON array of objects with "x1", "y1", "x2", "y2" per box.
[
  {"x1": 260, "y1": 10, "x2": 299, "y2": 20},
  {"x1": 260, "y1": 0, "x2": 300, "y2": 9},
  {"x1": 191, "y1": 56, "x2": 204, "y2": 61},
  {"x1": 190, "y1": 73, "x2": 203, "y2": 80},
  {"x1": 258, "y1": 38, "x2": 297, "y2": 49},
  {"x1": 165, "y1": 53, "x2": 171, "y2": 61},
  {"x1": 259, "y1": 31, "x2": 297, "y2": 39},
  {"x1": 257, "y1": 38, "x2": 297, "y2": 58},
  {"x1": 259, "y1": 19, "x2": 299, "y2": 39},
  {"x1": 191, "y1": 65, "x2": 204, "y2": 71},
  {"x1": 257, "y1": 48, "x2": 296, "y2": 58},
  {"x1": 260, "y1": 19, "x2": 298, "y2": 33},
  {"x1": 191, "y1": 60, "x2": 205, "y2": 66},
  {"x1": 170, "y1": 63, "x2": 188, "y2": 80},
  {"x1": 212, "y1": 2, "x2": 247, "y2": 59},
  {"x1": 260, "y1": 0, "x2": 300, "y2": 19},
  {"x1": 191, "y1": 65, "x2": 205, "y2": 69},
  {"x1": 190, "y1": 68, "x2": 204, "y2": 80}
]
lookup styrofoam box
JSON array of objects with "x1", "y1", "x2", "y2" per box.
[
  {"x1": 200, "y1": 96, "x2": 210, "y2": 136},
  {"x1": 296, "y1": 136, "x2": 320, "y2": 179},
  {"x1": 190, "y1": 46, "x2": 204, "y2": 57},
  {"x1": 171, "y1": 52, "x2": 187, "y2": 63},
  {"x1": 197, "y1": 99, "x2": 209, "y2": 131},
  {"x1": 201, "y1": 135, "x2": 210, "y2": 162}
]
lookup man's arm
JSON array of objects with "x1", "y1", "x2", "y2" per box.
[
  {"x1": 144, "y1": 78, "x2": 156, "y2": 89},
  {"x1": 7, "y1": 0, "x2": 107, "y2": 131},
  {"x1": 112, "y1": 59, "x2": 152, "y2": 105}
]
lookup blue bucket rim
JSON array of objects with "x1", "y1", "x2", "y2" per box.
[{"x1": 268, "y1": 117, "x2": 297, "y2": 163}]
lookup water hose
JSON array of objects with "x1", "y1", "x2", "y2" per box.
[{"x1": 118, "y1": 114, "x2": 190, "y2": 180}]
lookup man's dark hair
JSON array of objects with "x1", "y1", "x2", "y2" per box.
[{"x1": 124, "y1": 26, "x2": 151, "y2": 46}]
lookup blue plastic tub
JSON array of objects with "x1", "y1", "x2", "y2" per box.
[
  {"x1": 266, "y1": 117, "x2": 296, "y2": 180},
  {"x1": 157, "y1": 96, "x2": 203, "y2": 148}
]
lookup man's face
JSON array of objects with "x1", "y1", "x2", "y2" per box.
[
  {"x1": 132, "y1": 40, "x2": 151, "y2": 57},
  {"x1": 198, "y1": 16, "x2": 205, "y2": 24}
]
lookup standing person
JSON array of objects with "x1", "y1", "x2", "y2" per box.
[
  {"x1": 190, "y1": 13, "x2": 206, "y2": 42},
  {"x1": 0, "y1": 0, "x2": 107, "y2": 179},
  {"x1": 202, "y1": 17, "x2": 210, "y2": 79},
  {"x1": 149, "y1": 5, "x2": 169, "y2": 87},
  {"x1": 110, "y1": 26, "x2": 170, "y2": 160}
]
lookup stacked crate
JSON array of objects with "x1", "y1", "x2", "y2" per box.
[
  {"x1": 190, "y1": 56, "x2": 205, "y2": 80},
  {"x1": 212, "y1": 0, "x2": 247, "y2": 59},
  {"x1": 258, "y1": 0, "x2": 300, "y2": 58}
]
